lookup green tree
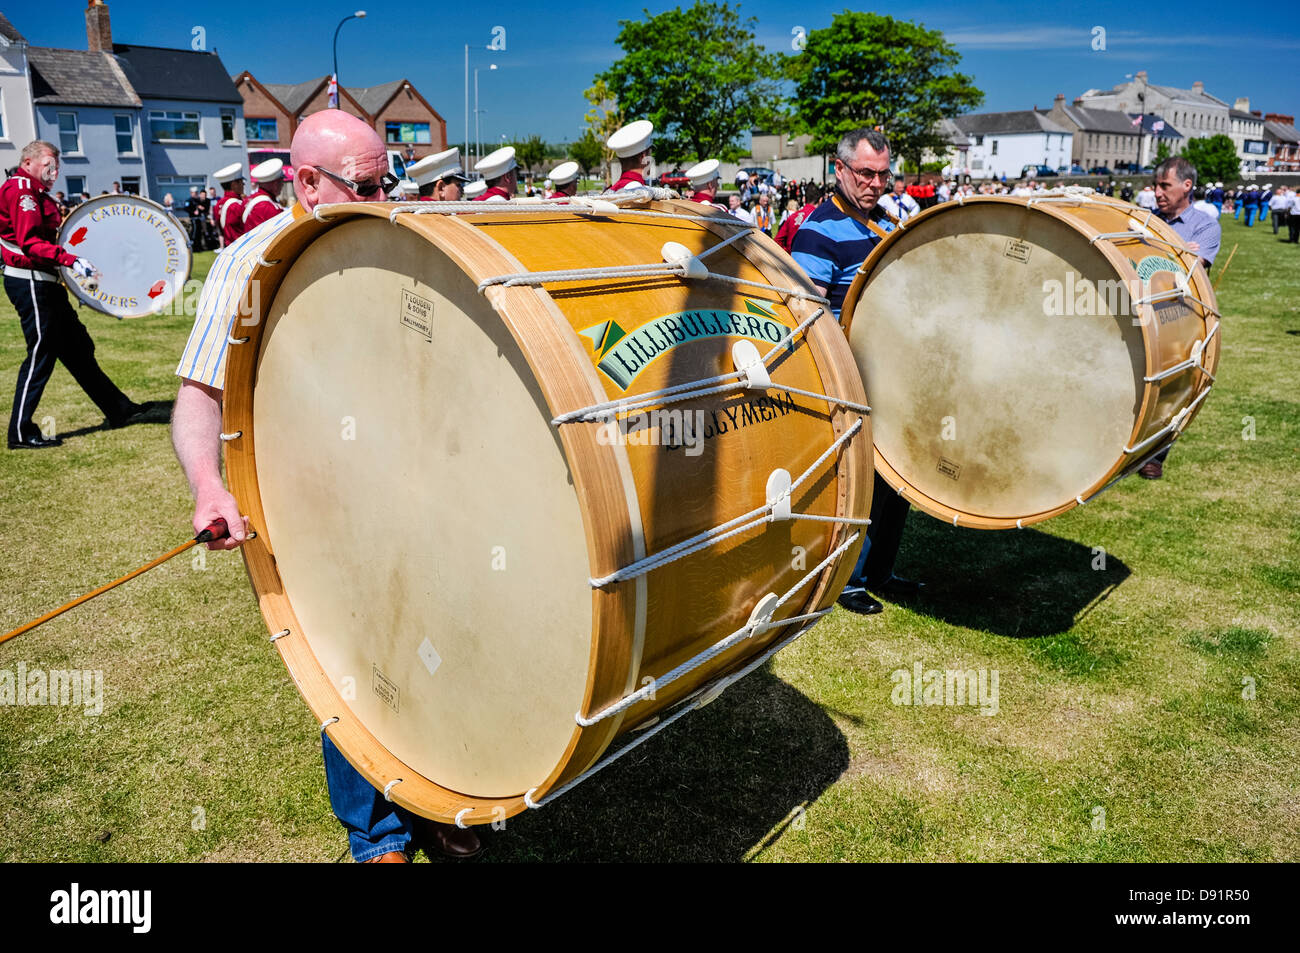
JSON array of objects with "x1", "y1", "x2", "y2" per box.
[
  {"x1": 1181, "y1": 134, "x2": 1240, "y2": 185},
  {"x1": 596, "y1": 1, "x2": 786, "y2": 165},
  {"x1": 1154, "y1": 139, "x2": 1171, "y2": 164},
  {"x1": 510, "y1": 135, "x2": 548, "y2": 182},
  {"x1": 570, "y1": 129, "x2": 604, "y2": 181},
  {"x1": 785, "y1": 11, "x2": 983, "y2": 169},
  {"x1": 584, "y1": 79, "x2": 624, "y2": 181}
]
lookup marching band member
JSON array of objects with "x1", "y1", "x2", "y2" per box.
[
  {"x1": 241, "y1": 159, "x2": 285, "y2": 231},
  {"x1": 408, "y1": 147, "x2": 469, "y2": 201},
  {"x1": 685, "y1": 158, "x2": 726, "y2": 209},
  {"x1": 547, "y1": 160, "x2": 580, "y2": 200},
  {"x1": 877, "y1": 174, "x2": 920, "y2": 222},
  {"x1": 464, "y1": 180, "x2": 488, "y2": 200},
  {"x1": 213, "y1": 163, "x2": 246, "y2": 247},
  {"x1": 2, "y1": 140, "x2": 149, "y2": 449},
  {"x1": 606, "y1": 120, "x2": 654, "y2": 192},
  {"x1": 473, "y1": 146, "x2": 517, "y2": 202}
]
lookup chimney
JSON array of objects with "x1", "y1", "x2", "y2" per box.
[
  {"x1": 86, "y1": 0, "x2": 112, "y2": 53},
  {"x1": 1192, "y1": 81, "x2": 1204, "y2": 95},
  {"x1": 1135, "y1": 70, "x2": 1147, "y2": 82},
  {"x1": 1073, "y1": 97, "x2": 1084, "y2": 106},
  {"x1": 1234, "y1": 97, "x2": 1250, "y2": 112}
]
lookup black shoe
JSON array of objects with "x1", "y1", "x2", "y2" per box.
[
  {"x1": 8, "y1": 432, "x2": 62, "y2": 450},
  {"x1": 837, "y1": 590, "x2": 883, "y2": 615},
  {"x1": 106, "y1": 400, "x2": 165, "y2": 429},
  {"x1": 871, "y1": 574, "x2": 925, "y2": 595}
]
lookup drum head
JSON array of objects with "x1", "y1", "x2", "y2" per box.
[
  {"x1": 253, "y1": 218, "x2": 592, "y2": 798},
  {"x1": 848, "y1": 202, "x2": 1145, "y2": 521},
  {"x1": 58, "y1": 194, "x2": 191, "y2": 318}
]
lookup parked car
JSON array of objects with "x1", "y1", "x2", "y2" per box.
[
  {"x1": 1022, "y1": 165, "x2": 1058, "y2": 178},
  {"x1": 1089, "y1": 166, "x2": 1113, "y2": 175},
  {"x1": 1062, "y1": 164, "x2": 1088, "y2": 175},
  {"x1": 737, "y1": 166, "x2": 776, "y2": 185},
  {"x1": 655, "y1": 168, "x2": 691, "y2": 190}
]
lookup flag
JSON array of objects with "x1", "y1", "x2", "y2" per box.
[
  {"x1": 1131, "y1": 114, "x2": 1143, "y2": 127},
  {"x1": 328, "y1": 74, "x2": 338, "y2": 109},
  {"x1": 1152, "y1": 120, "x2": 1166, "y2": 132}
]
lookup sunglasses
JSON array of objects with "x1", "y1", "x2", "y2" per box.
[{"x1": 313, "y1": 166, "x2": 400, "y2": 198}]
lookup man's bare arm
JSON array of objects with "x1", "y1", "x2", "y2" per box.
[{"x1": 172, "y1": 378, "x2": 248, "y2": 550}]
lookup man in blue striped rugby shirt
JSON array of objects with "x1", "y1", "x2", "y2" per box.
[{"x1": 791, "y1": 128, "x2": 922, "y2": 616}]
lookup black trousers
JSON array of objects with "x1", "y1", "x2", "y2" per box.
[
  {"x1": 845, "y1": 471, "x2": 911, "y2": 590},
  {"x1": 1289, "y1": 213, "x2": 1300, "y2": 243},
  {"x1": 6, "y1": 274, "x2": 132, "y2": 443}
]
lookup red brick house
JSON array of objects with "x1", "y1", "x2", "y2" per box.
[{"x1": 233, "y1": 71, "x2": 446, "y2": 163}]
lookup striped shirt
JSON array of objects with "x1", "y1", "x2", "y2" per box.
[
  {"x1": 176, "y1": 204, "x2": 300, "y2": 387},
  {"x1": 790, "y1": 193, "x2": 895, "y2": 317}
]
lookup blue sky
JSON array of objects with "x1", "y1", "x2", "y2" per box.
[{"x1": 22, "y1": 1, "x2": 1300, "y2": 147}]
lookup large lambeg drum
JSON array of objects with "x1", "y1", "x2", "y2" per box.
[
  {"x1": 221, "y1": 197, "x2": 871, "y2": 824},
  {"x1": 840, "y1": 193, "x2": 1220, "y2": 529}
]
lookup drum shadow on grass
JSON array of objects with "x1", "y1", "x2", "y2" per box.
[
  {"x1": 890, "y1": 513, "x2": 1131, "y2": 639},
  {"x1": 447, "y1": 668, "x2": 849, "y2": 863}
]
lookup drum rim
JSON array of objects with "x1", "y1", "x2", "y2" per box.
[
  {"x1": 840, "y1": 194, "x2": 1218, "y2": 529},
  {"x1": 222, "y1": 200, "x2": 872, "y2": 822},
  {"x1": 57, "y1": 192, "x2": 193, "y2": 318}
]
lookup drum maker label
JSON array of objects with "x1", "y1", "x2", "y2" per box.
[{"x1": 580, "y1": 300, "x2": 792, "y2": 390}]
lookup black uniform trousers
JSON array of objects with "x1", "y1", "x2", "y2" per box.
[
  {"x1": 6, "y1": 273, "x2": 132, "y2": 443},
  {"x1": 843, "y1": 471, "x2": 910, "y2": 592}
]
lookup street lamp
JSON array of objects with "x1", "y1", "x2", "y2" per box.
[
  {"x1": 464, "y1": 42, "x2": 501, "y2": 162},
  {"x1": 474, "y1": 63, "x2": 497, "y2": 166},
  {"x1": 332, "y1": 11, "x2": 366, "y2": 108}
]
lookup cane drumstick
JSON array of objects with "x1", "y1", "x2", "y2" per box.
[
  {"x1": 0, "y1": 519, "x2": 230, "y2": 647},
  {"x1": 1212, "y1": 242, "x2": 1238, "y2": 291}
]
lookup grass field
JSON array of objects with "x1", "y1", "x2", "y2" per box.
[{"x1": 0, "y1": 213, "x2": 1296, "y2": 862}]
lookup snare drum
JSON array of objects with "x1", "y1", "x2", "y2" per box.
[
  {"x1": 221, "y1": 197, "x2": 871, "y2": 823},
  {"x1": 58, "y1": 194, "x2": 191, "y2": 318},
  {"x1": 840, "y1": 194, "x2": 1220, "y2": 529}
]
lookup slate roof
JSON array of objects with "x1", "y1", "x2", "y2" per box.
[
  {"x1": 112, "y1": 44, "x2": 241, "y2": 104},
  {"x1": 1264, "y1": 121, "x2": 1299, "y2": 144},
  {"x1": 27, "y1": 47, "x2": 140, "y2": 108},
  {"x1": 0, "y1": 12, "x2": 25, "y2": 43},
  {"x1": 261, "y1": 77, "x2": 327, "y2": 115},
  {"x1": 1051, "y1": 104, "x2": 1139, "y2": 134},
  {"x1": 952, "y1": 110, "x2": 1070, "y2": 136},
  {"x1": 1229, "y1": 108, "x2": 1263, "y2": 123},
  {"x1": 347, "y1": 80, "x2": 404, "y2": 116}
]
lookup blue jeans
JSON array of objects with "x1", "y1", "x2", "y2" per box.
[
  {"x1": 1243, "y1": 204, "x2": 1257, "y2": 226},
  {"x1": 1212, "y1": 201, "x2": 1223, "y2": 215},
  {"x1": 322, "y1": 731, "x2": 413, "y2": 861},
  {"x1": 1233, "y1": 204, "x2": 1241, "y2": 219}
]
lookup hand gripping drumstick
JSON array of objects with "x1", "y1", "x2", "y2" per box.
[{"x1": 0, "y1": 519, "x2": 230, "y2": 647}]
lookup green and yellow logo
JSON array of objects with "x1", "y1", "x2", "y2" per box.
[{"x1": 579, "y1": 300, "x2": 791, "y2": 390}]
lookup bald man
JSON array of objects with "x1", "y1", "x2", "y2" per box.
[{"x1": 172, "y1": 111, "x2": 478, "y2": 863}]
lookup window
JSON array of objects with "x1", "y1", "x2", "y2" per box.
[
  {"x1": 121, "y1": 176, "x2": 140, "y2": 195},
  {"x1": 149, "y1": 109, "x2": 201, "y2": 142},
  {"x1": 58, "y1": 112, "x2": 80, "y2": 153},
  {"x1": 991, "y1": 140, "x2": 998, "y2": 155},
  {"x1": 245, "y1": 117, "x2": 278, "y2": 141},
  {"x1": 0, "y1": 92, "x2": 6, "y2": 139},
  {"x1": 386, "y1": 121, "x2": 430, "y2": 144},
  {"x1": 974, "y1": 135, "x2": 984, "y2": 146},
  {"x1": 114, "y1": 114, "x2": 134, "y2": 154},
  {"x1": 66, "y1": 175, "x2": 86, "y2": 195},
  {"x1": 221, "y1": 108, "x2": 238, "y2": 143}
]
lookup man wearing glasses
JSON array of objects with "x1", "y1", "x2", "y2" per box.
[
  {"x1": 171, "y1": 110, "x2": 476, "y2": 862},
  {"x1": 791, "y1": 128, "x2": 921, "y2": 616}
]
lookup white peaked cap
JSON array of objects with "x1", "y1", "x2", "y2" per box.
[
  {"x1": 214, "y1": 162, "x2": 243, "y2": 184},
  {"x1": 409, "y1": 148, "x2": 467, "y2": 186},
  {"x1": 251, "y1": 158, "x2": 283, "y2": 183},
  {"x1": 464, "y1": 180, "x2": 488, "y2": 198},
  {"x1": 475, "y1": 146, "x2": 517, "y2": 179},
  {"x1": 549, "y1": 161, "x2": 580, "y2": 186},
  {"x1": 686, "y1": 158, "x2": 721, "y2": 188},
  {"x1": 606, "y1": 119, "x2": 654, "y2": 158}
]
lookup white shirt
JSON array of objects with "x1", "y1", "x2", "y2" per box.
[
  {"x1": 1192, "y1": 199, "x2": 1218, "y2": 219},
  {"x1": 1137, "y1": 189, "x2": 1158, "y2": 210},
  {"x1": 729, "y1": 205, "x2": 753, "y2": 224},
  {"x1": 878, "y1": 192, "x2": 920, "y2": 221},
  {"x1": 1269, "y1": 192, "x2": 1290, "y2": 211}
]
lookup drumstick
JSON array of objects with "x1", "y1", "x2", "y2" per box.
[
  {"x1": 0, "y1": 519, "x2": 230, "y2": 647},
  {"x1": 1212, "y1": 243, "x2": 1239, "y2": 291}
]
